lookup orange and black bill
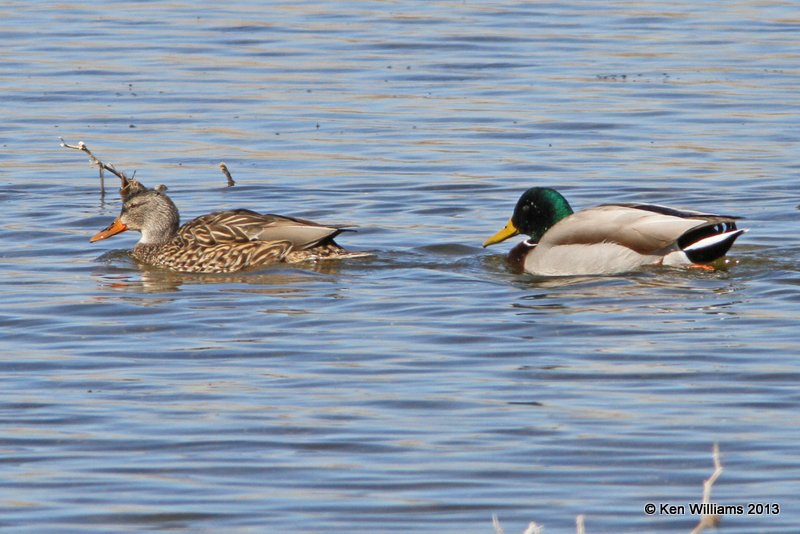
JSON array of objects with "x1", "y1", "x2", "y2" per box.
[{"x1": 90, "y1": 218, "x2": 128, "y2": 242}]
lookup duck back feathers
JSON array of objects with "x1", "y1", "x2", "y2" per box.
[{"x1": 178, "y1": 209, "x2": 347, "y2": 251}]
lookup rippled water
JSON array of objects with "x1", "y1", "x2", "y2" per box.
[{"x1": 2, "y1": 1, "x2": 800, "y2": 532}]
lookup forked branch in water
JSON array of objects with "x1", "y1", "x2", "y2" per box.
[
  {"x1": 59, "y1": 137, "x2": 149, "y2": 197},
  {"x1": 492, "y1": 444, "x2": 724, "y2": 534},
  {"x1": 691, "y1": 443, "x2": 723, "y2": 534}
]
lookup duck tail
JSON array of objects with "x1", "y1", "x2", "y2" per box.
[{"x1": 678, "y1": 221, "x2": 747, "y2": 263}]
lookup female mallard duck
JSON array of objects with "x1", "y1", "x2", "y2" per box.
[
  {"x1": 90, "y1": 188, "x2": 369, "y2": 273},
  {"x1": 483, "y1": 187, "x2": 746, "y2": 276}
]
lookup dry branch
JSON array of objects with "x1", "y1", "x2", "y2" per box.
[
  {"x1": 59, "y1": 138, "x2": 148, "y2": 197},
  {"x1": 576, "y1": 514, "x2": 585, "y2": 534},
  {"x1": 690, "y1": 443, "x2": 723, "y2": 534},
  {"x1": 219, "y1": 161, "x2": 235, "y2": 187},
  {"x1": 491, "y1": 444, "x2": 724, "y2": 534},
  {"x1": 491, "y1": 514, "x2": 549, "y2": 534},
  {"x1": 492, "y1": 514, "x2": 504, "y2": 534}
]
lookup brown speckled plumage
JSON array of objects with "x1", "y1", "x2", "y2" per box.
[{"x1": 91, "y1": 189, "x2": 369, "y2": 273}]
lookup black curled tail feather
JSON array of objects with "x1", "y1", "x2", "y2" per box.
[{"x1": 678, "y1": 221, "x2": 745, "y2": 263}]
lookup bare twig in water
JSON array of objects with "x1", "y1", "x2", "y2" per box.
[
  {"x1": 492, "y1": 514, "x2": 503, "y2": 534},
  {"x1": 219, "y1": 161, "x2": 235, "y2": 187},
  {"x1": 491, "y1": 514, "x2": 544, "y2": 534},
  {"x1": 492, "y1": 444, "x2": 723, "y2": 534},
  {"x1": 59, "y1": 138, "x2": 147, "y2": 197},
  {"x1": 690, "y1": 443, "x2": 723, "y2": 534}
]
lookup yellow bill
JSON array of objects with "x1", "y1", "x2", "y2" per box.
[{"x1": 483, "y1": 218, "x2": 520, "y2": 247}]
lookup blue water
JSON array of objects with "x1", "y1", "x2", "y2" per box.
[{"x1": 2, "y1": 1, "x2": 799, "y2": 532}]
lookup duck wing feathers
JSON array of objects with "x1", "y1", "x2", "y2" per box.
[
  {"x1": 178, "y1": 209, "x2": 348, "y2": 250},
  {"x1": 541, "y1": 204, "x2": 739, "y2": 254}
]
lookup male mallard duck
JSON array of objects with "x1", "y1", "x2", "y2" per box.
[
  {"x1": 483, "y1": 187, "x2": 746, "y2": 276},
  {"x1": 90, "y1": 188, "x2": 368, "y2": 273}
]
